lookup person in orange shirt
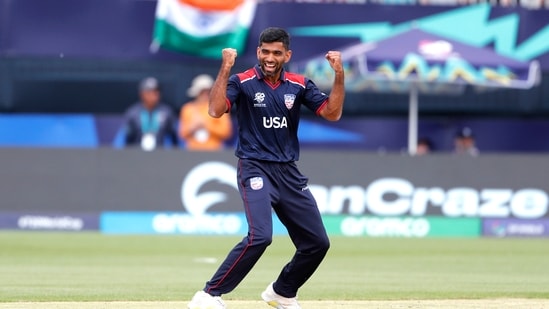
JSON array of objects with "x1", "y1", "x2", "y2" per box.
[{"x1": 179, "y1": 74, "x2": 233, "y2": 150}]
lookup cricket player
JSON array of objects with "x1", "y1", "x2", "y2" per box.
[{"x1": 188, "y1": 26, "x2": 345, "y2": 309}]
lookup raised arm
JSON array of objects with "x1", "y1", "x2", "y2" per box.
[
  {"x1": 318, "y1": 51, "x2": 345, "y2": 121},
  {"x1": 209, "y1": 48, "x2": 237, "y2": 118}
]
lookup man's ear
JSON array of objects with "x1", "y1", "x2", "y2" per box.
[{"x1": 285, "y1": 50, "x2": 292, "y2": 63}]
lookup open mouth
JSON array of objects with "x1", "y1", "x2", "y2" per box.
[{"x1": 263, "y1": 63, "x2": 276, "y2": 74}]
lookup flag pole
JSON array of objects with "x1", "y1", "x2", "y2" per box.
[{"x1": 408, "y1": 84, "x2": 418, "y2": 156}]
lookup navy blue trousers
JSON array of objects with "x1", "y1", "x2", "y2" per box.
[{"x1": 204, "y1": 159, "x2": 330, "y2": 298}]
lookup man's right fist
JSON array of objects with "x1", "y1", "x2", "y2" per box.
[{"x1": 222, "y1": 48, "x2": 237, "y2": 67}]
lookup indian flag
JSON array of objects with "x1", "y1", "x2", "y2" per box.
[{"x1": 152, "y1": 0, "x2": 257, "y2": 59}]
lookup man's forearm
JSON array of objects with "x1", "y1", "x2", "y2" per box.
[
  {"x1": 209, "y1": 66, "x2": 232, "y2": 118},
  {"x1": 323, "y1": 71, "x2": 345, "y2": 121}
]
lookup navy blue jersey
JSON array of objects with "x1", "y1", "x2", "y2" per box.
[{"x1": 226, "y1": 65, "x2": 329, "y2": 162}]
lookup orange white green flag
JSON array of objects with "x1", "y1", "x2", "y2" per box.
[{"x1": 152, "y1": 0, "x2": 257, "y2": 59}]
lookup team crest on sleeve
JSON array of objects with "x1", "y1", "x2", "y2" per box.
[
  {"x1": 284, "y1": 94, "x2": 296, "y2": 109},
  {"x1": 249, "y1": 177, "x2": 263, "y2": 190}
]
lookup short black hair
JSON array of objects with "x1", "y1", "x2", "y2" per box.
[
  {"x1": 259, "y1": 27, "x2": 290, "y2": 50},
  {"x1": 418, "y1": 137, "x2": 433, "y2": 149}
]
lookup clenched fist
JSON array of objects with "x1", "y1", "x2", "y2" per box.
[
  {"x1": 222, "y1": 48, "x2": 238, "y2": 68},
  {"x1": 325, "y1": 51, "x2": 343, "y2": 74}
]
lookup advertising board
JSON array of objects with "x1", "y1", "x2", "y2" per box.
[
  {"x1": 0, "y1": 212, "x2": 99, "y2": 231},
  {"x1": 483, "y1": 218, "x2": 549, "y2": 237},
  {"x1": 1, "y1": 148, "x2": 549, "y2": 237}
]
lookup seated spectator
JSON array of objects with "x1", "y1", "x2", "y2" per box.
[
  {"x1": 178, "y1": 74, "x2": 233, "y2": 151},
  {"x1": 454, "y1": 127, "x2": 479, "y2": 156},
  {"x1": 416, "y1": 137, "x2": 433, "y2": 155},
  {"x1": 122, "y1": 77, "x2": 178, "y2": 151}
]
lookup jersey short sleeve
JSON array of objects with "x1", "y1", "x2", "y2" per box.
[{"x1": 289, "y1": 73, "x2": 329, "y2": 115}]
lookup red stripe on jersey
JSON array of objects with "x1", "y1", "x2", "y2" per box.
[
  {"x1": 284, "y1": 72, "x2": 306, "y2": 88},
  {"x1": 315, "y1": 99, "x2": 329, "y2": 116},
  {"x1": 225, "y1": 97, "x2": 232, "y2": 112},
  {"x1": 236, "y1": 68, "x2": 257, "y2": 83}
]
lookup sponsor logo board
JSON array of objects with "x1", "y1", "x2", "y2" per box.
[
  {"x1": 100, "y1": 212, "x2": 287, "y2": 235},
  {"x1": 179, "y1": 162, "x2": 549, "y2": 219},
  {"x1": 0, "y1": 212, "x2": 99, "y2": 231},
  {"x1": 483, "y1": 218, "x2": 549, "y2": 237},
  {"x1": 323, "y1": 216, "x2": 480, "y2": 238}
]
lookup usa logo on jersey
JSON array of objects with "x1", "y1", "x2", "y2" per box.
[{"x1": 284, "y1": 94, "x2": 296, "y2": 109}]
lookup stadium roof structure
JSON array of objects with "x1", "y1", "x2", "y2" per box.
[{"x1": 291, "y1": 28, "x2": 541, "y2": 155}]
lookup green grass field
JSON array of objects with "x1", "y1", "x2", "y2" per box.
[{"x1": 1, "y1": 232, "x2": 548, "y2": 307}]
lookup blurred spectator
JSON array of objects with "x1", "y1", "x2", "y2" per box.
[
  {"x1": 454, "y1": 127, "x2": 479, "y2": 156},
  {"x1": 122, "y1": 77, "x2": 178, "y2": 151},
  {"x1": 178, "y1": 74, "x2": 233, "y2": 151},
  {"x1": 494, "y1": 0, "x2": 518, "y2": 6},
  {"x1": 416, "y1": 137, "x2": 433, "y2": 155},
  {"x1": 519, "y1": 0, "x2": 544, "y2": 8}
]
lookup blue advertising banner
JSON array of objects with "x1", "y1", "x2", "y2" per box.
[
  {"x1": 101, "y1": 212, "x2": 482, "y2": 237},
  {"x1": 0, "y1": 212, "x2": 99, "y2": 231},
  {"x1": 101, "y1": 212, "x2": 288, "y2": 235},
  {"x1": 483, "y1": 218, "x2": 549, "y2": 237},
  {"x1": 1, "y1": 1, "x2": 548, "y2": 69}
]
